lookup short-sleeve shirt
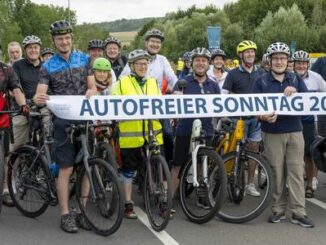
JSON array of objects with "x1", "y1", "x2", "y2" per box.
[
  {"x1": 252, "y1": 71, "x2": 308, "y2": 134},
  {"x1": 173, "y1": 75, "x2": 221, "y2": 137},
  {"x1": 0, "y1": 62, "x2": 20, "y2": 92},
  {"x1": 13, "y1": 58, "x2": 42, "y2": 99},
  {"x1": 39, "y1": 51, "x2": 92, "y2": 95},
  {"x1": 223, "y1": 65, "x2": 263, "y2": 94}
]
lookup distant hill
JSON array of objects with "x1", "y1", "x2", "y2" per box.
[{"x1": 96, "y1": 17, "x2": 164, "y2": 32}]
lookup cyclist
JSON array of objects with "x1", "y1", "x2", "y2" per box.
[
  {"x1": 287, "y1": 57, "x2": 294, "y2": 72},
  {"x1": 112, "y1": 49, "x2": 163, "y2": 219},
  {"x1": 93, "y1": 57, "x2": 113, "y2": 95},
  {"x1": 207, "y1": 48, "x2": 228, "y2": 91},
  {"x1": 104, "y1": 36, "x2": 127, "y2": 78},
  {"x1": 41, "y1": 47, "x2": 55, "y2": 62},
  {"x1": 178, "y1": 51, "x2": 192, "y2": 79},
  {"x1": 88, "y1": 39, "x2": 117, "y2": 84},
  {"x1": 176, "y1": 57, "x2": 184, "y2": 77},
  {"x1": 260, "y1": 53, "x2": 270, "y2": 73},
  {"x1": 33, "y1": 20, "x2": 97, "y2": 233},
  {"x1": 293, "y1": 50, "x2": 326, "y2": 197},
  {"x1": 121, "y1": 28, "x2": 177, "y2": 169},
  {"x1": 222, "y1": 40, "x2": 263, "y2": 197},
  {"x1": 0, "y1": 61, "x2": 29, "y2": 207},
  {"x1": 7, "y1": 41, "x2": 22, "y2": 65},
  {"x1": 253, "y1": 42, "x2": 314, "y2": 228},
  {"x1": 171, "y1": 47, "x2": 220, "y2": 209}
]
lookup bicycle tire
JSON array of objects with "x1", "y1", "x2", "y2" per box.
[
  {"x1": 97, "y1": 142, "x2": 119, "y2": 172},
  {"x1": 144, "y1": 154, "x2": 172, "y2": 231},
  {"x1": 76, "y1": 158, "x2": 124, "y2": 236},
  {"x1": 179, "y1": 148, "x2": 226, "y2": 224},
  {"x1": 0, "y1": 134, "x2": 4, "y2": 214},
  {"x1": 7, "y1": 145, "x2": 50, "y2": 218},
  {"x1": 218, "y1": 151, "x2": 274, "y2": 223}
]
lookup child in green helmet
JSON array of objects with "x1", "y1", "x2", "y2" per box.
[{"x1": 93, "y1": 57, "x2": 113, "y2": 95}]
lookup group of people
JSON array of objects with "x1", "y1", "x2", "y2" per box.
[{"x1": 1, "y1": 18, "x2": 326, "y2": 233}]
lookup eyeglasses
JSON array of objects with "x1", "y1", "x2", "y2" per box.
[
  {"x1": 271, "y1": 57, "x2": 288, "y2": 62},
  {"x1": 134, "y1": 62, "x2": 148, "y2": 67}
]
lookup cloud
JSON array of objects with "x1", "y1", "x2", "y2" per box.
[{"x1": 31, "y1": 0, "x2": 235, "y2": 24}]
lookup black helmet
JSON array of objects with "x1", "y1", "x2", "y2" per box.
[
  {"x1": 88, "y1": 39, "x2": 104, "y2": 50},
  {"x1": 211, "y1": 48, "x2": 227, "y2": 60},
  {"x1": 310, "y1": 136, "x2": 326, "y2": 172},
  {"x1": 41, "y1": 47, "x2": 54, "y2": 57},
  {"x1": 182, "y1": 52, "x2": 192, "y2": 62},
  {"x1": 103, "y1": 36, "x2": 121, "y2": 49},
  {"x1": 144, "y1": 28, "x2": 164, "y2": 42},
  {"x1": 49, "y1": 20, "x2": 73, "y2": 36}
]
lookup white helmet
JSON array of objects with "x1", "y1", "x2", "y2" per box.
[
  {"x1": 262, "y1": 53, "x2": 270, "y2": 63},
  {"x1": 190, "y1": 47, "x2": 211, "y2": 61},
  {"x1": 266, "y1": 42, "x2": 290, "y2": 57},
  {"x1": 128, "y1": 49, "x2": 151, "y2": 64},
  {"x1": 293, "y1": 50, "x2": 309, "y2": 62},
  {"x1": 22, "y1": 35, "x2": 42, "y2": 49}
]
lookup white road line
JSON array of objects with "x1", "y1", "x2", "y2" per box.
[
  {"x1": 307, "y1": 198, "x2": 326, "y2": 210},
  {"x1": 134, "y1": 206, "x2": 179, "y2": 245}
]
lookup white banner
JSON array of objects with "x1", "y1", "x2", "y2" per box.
[{"x1": 46, "y1": 93, "x2": 326, "y2": 120}]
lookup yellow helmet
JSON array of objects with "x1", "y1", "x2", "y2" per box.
[{"x1": 237, "y1": 40, "x2": 257, "y2": 55}]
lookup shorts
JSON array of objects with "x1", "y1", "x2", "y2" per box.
[
  {"x1": 52, "y1": 118, "x2": 82, "y2": 168},
  {"x1": 244, "y1": 118, "x2": 262, "y2": 142},
  {"x1": 172, "y1": 136, "x2": 212, "y2": 168},
  {"x1": 302, "y1": 123, "x2": 316, "y2": 157},
  {"x1": 120, "y1": 147, "x2": 143, "y2": 172}
]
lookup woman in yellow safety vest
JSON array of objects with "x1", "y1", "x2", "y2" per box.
[{"x1": 113, "y1": 49, "x2": 163, "y2": 219}]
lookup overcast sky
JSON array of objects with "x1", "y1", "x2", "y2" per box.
[{"x1": 31, "y1": 0, "x2": 235, "y2": 24}]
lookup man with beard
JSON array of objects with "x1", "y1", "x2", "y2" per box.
[
  {"x1": 253, "y1": 42, "x2": 314, "y2": 228},
  {"x1": 7, "y1": 41, "x2": 23, "y2": 65},
  {"x1": 34, "y1": 20, "x2": 97, "y2": 233},
  {"x1": 171, "y1": 47, "x2": 220, "y2": 209},
  {"x1": 223, "y1": 40, "x2": 263, "y2": 197}
]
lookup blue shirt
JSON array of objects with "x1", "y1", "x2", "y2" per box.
[
  {"x1": 252, "y1": 71, "x2": 308, "y2": 134},
  {"x1": 173, "y1": 75, "x2": 220, "y2": 137},
  {"x1": 39, "y1": 51, "x2": 92, "y2": 95}
]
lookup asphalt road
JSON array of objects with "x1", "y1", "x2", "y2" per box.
[{"x1": 1, "y1": 173, "x2": 326, "y2": 245}]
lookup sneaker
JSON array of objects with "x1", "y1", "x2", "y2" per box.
[
  {"x1": 75, "y1": 213, "x2": 92, "y2": 231},
  {"x1": 124, "y1": 203, "x2": 137, "y2": 219},
  {"x1": 2, "y1": 192, "x2": 14, "y2": 207},
  {"x1": 196, "y1": 197, "x2": 210, "y2": 210},
  {"x1": 61, "y1": 213, "x2": 78, "y2": 233},
  {"x1": 268, "y1": 213, "x2": 286, "y2": 223},
  {"x1": 291, "y1": 214, "x2": 314, "y2": 228},
  {"x1": 312, "y1": 177, "x2": 318, "y2": 191},
  {"x1": 245, "y1": 183, "x2": 261, "y2": 197}
]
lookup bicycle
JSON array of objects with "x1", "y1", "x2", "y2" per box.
[
  {"x1": 178, "y1": 119, "x2": 227, "y2": 224},
  {"x1": 136, "y1": 119, "x2": 173, "y2": 231},
  {"x1": 7, "y1": 119, "x2": 124, "y2": 236},
  {"x1": 214, "y1": 117, "x2": 274, "y2": 223}
]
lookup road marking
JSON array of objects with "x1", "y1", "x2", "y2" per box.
[
  {"x1": 307, "y1": 198, "x2": 326, "y2": 210},
  {"x1": 134, "y1": 206, "x2": 179, "y2": 245}
]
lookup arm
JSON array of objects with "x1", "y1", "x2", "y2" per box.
[
  {"x1": 162, "y1": 56, "x2": 178, "y2": 88},
  {"x1": 33, "y1": 84, "x2": 49, "y2": 105},
  {"x1": 85, "y1": 75, "x2": 97, "y2": 98},
  {"x1": 12, "y1": 88, "x2": 26, "y2": 106}
]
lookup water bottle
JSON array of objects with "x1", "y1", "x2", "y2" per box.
[{"x1": 49, "y1": 162, "x2": 59, "y2": 177}]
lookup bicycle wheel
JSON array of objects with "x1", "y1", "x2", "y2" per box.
[
  {"x1": 97, "y1": 142, "x2": 119, "y2": 172},
  {"x1": 0, "y1": 133, "x2": 5, "y2": 213},
  {"x1": 76, "y1": 158, "x2": 124, "y2": 236},
  {"x1": 218, "y1": 151, "x2": 274, "y2": 223},
  {"x1": 179, "y1": 148, "x2": 226, "y2": 224},
  {"x1": 144, "y1": 154, "x2": 172, "y2": 231},
  {"x1": 7, "y1": 146, "x2": 50, "y2": 218}
]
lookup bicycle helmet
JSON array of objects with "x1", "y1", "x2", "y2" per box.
[
  {"x1": 183, "y1": 51, "x2": 192, "y2": 62},
  {"x1": 266, "y1": 42, "x2": 290, "y2": 57},
  {"x1": 49, "y1": 20, "x2": 73, "y2": 36},
  {"x1": 144, "y1": 28, "x2": 164, "y2": 42},
  {"x1": 211, "y1": 48, "x2": 227, "y2": 60},
  {"x1": 262, "y1": 53, "x2": 270, "y2": 63},
  {"x1": 103, "y1": 36, "x2": 121, "y2": 49},
  {"x1": 41, "y1": 47, "x2": 54, "y2": 57},
  {"x1": 92, "y1": 57, "x2": 111, "y2": 71},
  {"x1": 236, "y1": 40, "x2": 257, "y2": 55},
  {"x1": 310, "y1": 136, "x2": 326, "y2": 172},
  {"x1": 88, "y1": 39, "x2": 104, "y2": 50},
  {"x1": 293, "y1": 50, "x2": 309, "y2": 62},
  {"x1": 22, "y1": 35, "x2": 42, "y2": 49},
  {"x1": 190, "y1": 47, "x2": 211, "y2": 61},
  {"x1": 128, "y1": 49, "x2": 151, "y2": 64}
]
